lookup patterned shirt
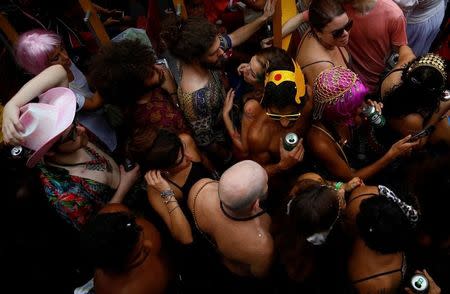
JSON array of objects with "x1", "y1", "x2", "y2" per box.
[
  {"x1": 38, "y1": 146, "x2": 115, "y2": 230},
  {"x1": 175, "y1": 34, "x2": 231, "y2": 146}
]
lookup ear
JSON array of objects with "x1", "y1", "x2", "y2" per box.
[{"x1": 253, "y1": 199, "x2": 261, "y2": 211}]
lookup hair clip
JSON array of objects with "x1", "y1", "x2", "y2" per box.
[
  {"x1": 286, "y1": 198, "x2": 294, "y2": 215},
  {"x1": 306, "y1": 231, "x2": 329, "y2": 245},
  {"x1": 378, "y1": 185, "x2": 419, "y2": 226}
]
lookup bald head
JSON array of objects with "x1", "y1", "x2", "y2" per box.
[{"x1": 219, "y1": 160, "x2": 268, "y2": 211}]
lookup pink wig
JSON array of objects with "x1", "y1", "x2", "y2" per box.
[
  {"x1": 313, "y1": 67, "x2": 368, "y2": 126},
  {"x1": 15, "y1": 29, "x2": 62, "y2": 75}
]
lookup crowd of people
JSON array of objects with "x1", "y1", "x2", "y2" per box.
[{"x1": 0, "y1": 0, "x2": 449, "y2": 293}]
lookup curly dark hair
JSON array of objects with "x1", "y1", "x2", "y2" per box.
[
  {"x1": 160, "y1": 16, "x2": 217, "y2": 63},
  {"x1": 260, "y1": 49, "x2": 301, "y2": 110},
  {"x1": 88, "y1": 40, "x2": 156, "y2": 106},
  {"x1": 356, "y1": 196, "x2": 414, "y2": 254},
  {"x1": 309, "y1": 0, "x2": 346, "y2": 32},
  {"x1": 382, "y1": 79, "x2": 441, "y2": 120},
  {"x1": 80, "y1": 211, "x2": 142, "y2": 272}
]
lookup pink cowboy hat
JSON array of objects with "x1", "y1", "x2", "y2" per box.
[{"x1": 19, "y1": 87, "x2": 76, "y2": 167}]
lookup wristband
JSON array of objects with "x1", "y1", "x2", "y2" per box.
[
  {"x1": 160, "y1": 189, "x2": 175, "y2": 203},
  {"x1": 334, "y1": 182, "x2": 343, "y2": 191}
]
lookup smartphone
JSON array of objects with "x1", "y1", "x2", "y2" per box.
[
  {"x1": 155, "y1": 58, "x2": 169, "y2": 69},
  {"x1": 124, "y1": 158, "x2": 136, "y2": 172},
  {"x1": 409, "y1": 125, "x2": 435, "y2": 142},
  {"x1": 156, "y1": 58, "x2": 173, "y2": 77},
  {"x1": 115, "y1": 10, "x2": 124, "y2": 18}
]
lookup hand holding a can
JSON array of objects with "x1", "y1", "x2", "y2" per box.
[
  {"x1": 278, "y1": 137, "x2": 304, "y2": 170},
  {"x1": 405, "y1": 270, "x2": 441, "y2": 294},
  {"x1": 366, "y1": 99, "x2": 383, "y2": 115}
]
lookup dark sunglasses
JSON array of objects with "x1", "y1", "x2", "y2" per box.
[
  {"x1": 331, "y1": 19, "x2": 353, "y2": 39},
  {"x1": 59, "y1": 119, "x2": 79, "y2": 144}
]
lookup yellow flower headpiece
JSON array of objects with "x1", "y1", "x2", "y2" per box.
[{"x1": 264, "y1": 60, "x2": 306, "y2": 105}]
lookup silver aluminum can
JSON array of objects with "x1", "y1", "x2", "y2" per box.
[
  {"x1": 410, "y1": 274, "x2": 429, "y2": 293},
  {"x1": 283, "y1": 133, "x2": 299, "y2": 151},
  {"x1": 362, "y1": 105, "x2": 385, "y2": 127}
]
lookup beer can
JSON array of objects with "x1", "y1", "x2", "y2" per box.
[
  {"x1": 283, "y1": 133, "x2": 299, "y2": 151},
  {"x1": 410, "y1": 274, "x2": 429, "y2": 293},
  {"x1": 362, "y1": 105, "x2": 385, "y2": 128}
]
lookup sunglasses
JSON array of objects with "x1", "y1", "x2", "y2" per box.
[
  {"x1": 331, "y1": 19, "x2": 353, "y2": 39},
  {"x1": 59, "y1": 119, "x2": 79, "y2": 144},
  {"x1": 266, "y1": 111, "x2": 302, "y2": 121}
]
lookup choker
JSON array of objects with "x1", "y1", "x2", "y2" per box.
[{"x1": 219, "y1": 201, "x2": 266, "y2": 221}]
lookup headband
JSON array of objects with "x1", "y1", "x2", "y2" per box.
[
  {"x1": 378, "y1": 185, "x2": 419, "y2": 226},
  {"x1": 406, "y1": 53, "x2": 447, "y2": 83},
  {"x1": 312, "y1": 66, "x2": 361, "y2": 120},
  {"x1": 264, "y1": 59, "x2": 306, "y2": 105}
]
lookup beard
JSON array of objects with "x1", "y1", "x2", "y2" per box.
[
  {"x1": 142, "y1": 72, "x2": 166, "y2": 94},
  {"x1": 200, "y1": 56, "x2": 225, "y2": 70}
]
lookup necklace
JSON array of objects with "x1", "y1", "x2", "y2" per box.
[{"x1": 219, "y1": 201, "x2": 267, "y2": 221}]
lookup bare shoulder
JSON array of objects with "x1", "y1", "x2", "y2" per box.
[
  {"x1": 297, "y1": 35, "x2": 327, "y2": 65},
  {"x1": 349, "y1": 185, "x2": 379, "y2": 199},
  {"x1": 187, "y1": 178, "x2": 217, "y2": 209},
  {"x1": 307, "y1": 127, "x2": 333, "y2": 153},
  {"x1": 389, "y1": 113, "x2": 423, "y2": 134},
  {"x1": 244, "y1": 99, "x2": 263, "y2": 118}
]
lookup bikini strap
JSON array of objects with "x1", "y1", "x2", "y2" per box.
[
  {"x1": 301, "y1": 60, "x2": 335, "y2": 70},
  {"x1": 347, "y1": 193, "x2": 378, "y2": 205},
  {"x1": 384, "y1": 67, "x2": 404, "y2": 79},
  {"x1": 352, "y1": 268, "x2": 403, "y2": 284},
  {"x1": 312, "y1": 124, "x2": 349, "y2": 165},
  {"x1": 337, "y1": 46, "x2": 351, "y2": 68},
  {"x1": 166, "y1": 177, "x2": 183, "y2": 193},
  {"x1": 192, "y1": 180, "x2": 218, "y2": 248}
]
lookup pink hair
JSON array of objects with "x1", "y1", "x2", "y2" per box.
[
  {"x1": 15, "y1": 29, "x2": 62, "y2": 75},
  {"x1": 322, "y1": 80, "x2": 367, "y2": 125},
  {"x1": 314, "y1": 67, "x2": 368, "y2": 126}
]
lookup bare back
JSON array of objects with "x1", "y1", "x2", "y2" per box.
[
  {"x1": 188, "y1": 179, "x2": 274, "y2": 278},
  {"x1": 345, "y1": 186, "x2": 405, "y2": 294}
]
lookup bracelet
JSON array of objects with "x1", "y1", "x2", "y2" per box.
[
  {"x1": 169, "y1": 205, "x2": 180, "y2": 214},
  {"x1": 334, "y1": 182, "x2": 344, "y2": 191},
  {"x1": 160, "y1": 189, "x2": 175, "y2": 203}
]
